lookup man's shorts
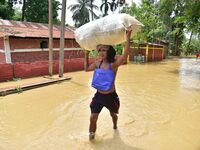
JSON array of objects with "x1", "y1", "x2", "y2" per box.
[{"x1": 90, "y1": 91, "x2": 120, "y2": 113}]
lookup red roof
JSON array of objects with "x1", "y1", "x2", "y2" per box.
[{"x1": 0, "y1": 19, "x2": 75, "y2": 39}]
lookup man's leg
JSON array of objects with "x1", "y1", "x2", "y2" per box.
[
  {"x1": 89, "y1": 113, "x2": 99, "y2": 140},
  {"x1": 110, "y1": 112, "x2": 118, "y2": 129}
]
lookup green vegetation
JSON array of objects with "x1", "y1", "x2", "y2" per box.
[
  {"x1": 12, "y1": 77, "x2": 22, "y2": 81},
  {"x1": 15, "y1": 86, "x2": 23, "y2": 93},
  {"x1": 89, "y1": 50, "x2": 98, "y2": 58},
  {"x1": 25, "y1": 0, "x2": 60, "y2": 24},
  {"x1": 113, "y1": 44, "x2": 123, "y2": 55},
  {"x1": 0, "y1": 0, "x2": 14, "y2": 19},
  {"x1": 121, "y1": 0, "x2": 200, "y2": 56},
  {"x1": 0, "y1": 92, "x2": 6, "y2": 97},
  {"x1": 89, "y1": 44, "x2": 123, "y2": 58},
  {"x1": 0, "y1": 0, "x2": 60, "y2": 24},
  {"x1": 68, "y1": 0, "x2": 99, "y2": 27}
]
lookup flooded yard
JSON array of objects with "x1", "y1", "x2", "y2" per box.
[{"x1": 0, "y1": 58, "x2": 200, "y2": 150}]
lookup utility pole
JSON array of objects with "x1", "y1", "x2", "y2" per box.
[
  {"x1": 59, "y1": 0, "x2": 67, "y2": 77},
  {"x1": 48, "y1": 0, "x2": 53, "y2": 76}
]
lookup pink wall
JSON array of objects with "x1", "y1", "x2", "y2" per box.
[
  {"x1": 0, "y1": 37, "x2": 4, "y2": 49},
  {"x1": 0, "y1": 53, "x2": 5, "y2": 63},
  {"x1": 9, "y1": 37, "x2": 79, "y2": 50},
  {"x1": 11, "y1": 50, "x2": 84, "y2": 63},
  {"x1": 13, "y1": 58, "x2": 85, "y2": 79},
  {"x1": 0, "y1": 58, "x2": 94, "y2": 82},
  {"x1": 0, "y1": 64, "x2": 13, "y2": 82}
]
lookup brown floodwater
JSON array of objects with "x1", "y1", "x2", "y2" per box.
[{"x1": 0, "y1": 58, "x2": 200, "y2": 150}]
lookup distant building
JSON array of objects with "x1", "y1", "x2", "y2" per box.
[
  {"x1": 0, "y1": 19, "x2": 82, "y2": 64},
  {"x1": 130, "y1": 42, "x2": 166, "y2": 62}
]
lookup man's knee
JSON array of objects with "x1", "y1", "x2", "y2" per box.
[
  {"x1": 90, "y1": 113, "x2": 99, "y2": 123},
  {"x1": 110, "y1": 112, "x2": 117, "y2": 118}
]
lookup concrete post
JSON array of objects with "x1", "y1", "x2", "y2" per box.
[
  {"x1": 84, "y1": 50, "x2": 89, "y2": 70},
  {"x1": 4, "y1": 36, "x2": 12, "y2": 63}
]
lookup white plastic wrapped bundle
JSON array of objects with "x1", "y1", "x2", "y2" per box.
[{"x1": 75, "y1": 13, "x2": 144, "y2": 50}]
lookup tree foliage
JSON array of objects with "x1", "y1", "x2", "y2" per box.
[
  {"x1": 1, "y1": 0, "x2": 61, "y2": 24},
  {"x1": 122, "y1": 0, "x2": 166, "y2": 42},
  {"x1": 100, "y1": 0, "x2": 126, "y2": 16},
  {"x1": 0, "y1": 0, "x2": 15, "y2": 19},
  {"x1": 25, "y1": 0, "x2": 60, "y2": 24},
  {"x1": 100, "y1": 0, "x2": 111, "y2": 16},
  {"x1": 122, "y1": 0, "x2": 200, "y2": 56},
  {"x1": 68, "y1": 0, "x2": 99, "y2": 27},
  {"x1": 182, "y1": 36, "x2": 200, "y2": 55},
  {"x1": 12, "y1": 8, "x2": 22, "y2": 21}
]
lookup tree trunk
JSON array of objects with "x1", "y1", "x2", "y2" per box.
[
  {"x1": 21, "y1": 0, "x2": 26, "y2": 21},
  {"x1": 90, "y1": 0, "x2": 94, "y2": 21},
  {"x1": 59, "y1": 0, "x2": 67, "y2": 77},
  {"x1": 187, "y1": 30, "x2": 193, "y2": 50},
  {"x1": 84, "y1": 50, "x2": 89, "y2": 70},
  {"x1": 173, "y1": 23, "x2": 184, "y2": 56},
  {"x1": 174, "y1": 35, "x2": 178, "y2": 55},
  {"x1": 48, "y1": 0, "x2": 53, "y2": 76}
]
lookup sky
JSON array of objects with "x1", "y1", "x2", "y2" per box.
[{"x1": 58, "y1": 0, "x2": 141, "y2": 26}]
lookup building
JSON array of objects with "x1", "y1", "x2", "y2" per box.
[
  {"x1": 129, "y1": 42, "x2": 166, "y2": 62},
  {"x1": 0, "y1": 19, "x2": 85, "y2": 82},
  {"x1": 0, "y1": 19, "x2": 83, "y2": 64}
]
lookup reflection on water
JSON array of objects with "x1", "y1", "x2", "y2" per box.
[
  {"x1": 179, "y1": 59, "x2": 200, "y2": 91},
  {"x1": 179, "y1": 59, "x2": 200, "y2": 79},
  {"x1": 0, "y1": 59, "x2": 200, "y2": 150}
]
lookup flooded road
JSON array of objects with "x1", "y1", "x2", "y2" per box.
[{"x1": 0, "y1": 58, "x2": 200, "y2": 150}]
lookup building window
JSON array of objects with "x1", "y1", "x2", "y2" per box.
[{"x1": 40, "y1": 41, "x2": 48, "y2": 49}]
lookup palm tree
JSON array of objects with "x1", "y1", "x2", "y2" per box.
[
  {"x1": 68, "y1": 0, "x2": 98, "y2": 27},
  {"x1": 117, "y1": 0, "x2": 125, "y2": 6},
  {"x1": 89, "y1": 0, "x2": 97, "y2": 21},
  {"x1": 116, "y1": 0, "x2": 125, "y2": 12},
  {"x1": 100, "y1": 0, "x2": 111, "y2": 16},
  {"x1": 110, "y1": 0, "x2": 117, "y2": 13},
  {"x1": 100, "y1": 0, "x2": 126, "y2": 16},
  {"x1": 21, "y1": 0, "x2": 26, "y2": 21}
]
